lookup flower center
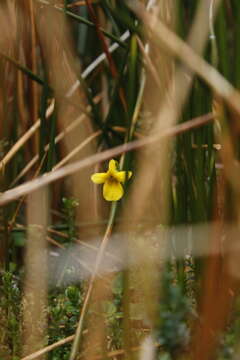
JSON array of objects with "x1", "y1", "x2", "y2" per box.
[{"x1": 108, "y1": 175, "x2": 118, "y2": 183}]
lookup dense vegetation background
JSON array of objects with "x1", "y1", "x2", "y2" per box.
[{"x1": 1, "y1": 0, "x2": 240, "y2": 359}]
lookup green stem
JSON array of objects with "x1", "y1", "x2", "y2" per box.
[
  {"x1": 47, "y1": 109, "x2": 57, "y2": 171},
  {"x1": 69, "y1": 201, "x2": 118, "y2": 360},
  {"x1": 51, "y1": 3, "x2": 127, "y2": 48},
  {"x1": 0, "y1": 52, "x2": 45, "y2": 86}
]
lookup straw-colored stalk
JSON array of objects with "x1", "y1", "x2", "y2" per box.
[{"x1": 22, "y1": 187, "x2": 48, "y2": 358}]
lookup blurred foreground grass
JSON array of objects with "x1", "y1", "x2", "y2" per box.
[{"x1": 1, "y1": 1, "x2": 240, "y2": 360}]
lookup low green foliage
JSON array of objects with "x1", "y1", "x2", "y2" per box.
[
  {"x1": 157, "y1": 269, "x2": 191, "y2": 352},
  {"x1": 48, "y1": 286, "x2": 83, "y2": 360},
  {"x1": 0, "y1": 271, "x2": 22, "y2": 360}
]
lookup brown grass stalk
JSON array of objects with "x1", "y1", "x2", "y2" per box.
[
  {"x1": 0, "y1": 100, "x2": 54, "y2": 173},
  {"x1": 22, "y1": 187, "x2": 48, "y2": 359},
  {"x1": 0, "y1": 112, "x2": 214, "y2": 206}
]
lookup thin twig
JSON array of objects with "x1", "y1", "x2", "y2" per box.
[
  {"x1": 52, "y1": 130, "x2": 102, "y2": 171},
  {"x1": 20, "y1": 331, "x2": 86, "y2": 360},
  {"x1": 52, "y1": 126, "x2": 142, "y2": 171},
  {"x1": 47, "y1": 227, "x2": 121, "y2": 264},
  {"x1": 46, "y1": 236, "x2": 93, "y2": 275},
  {"x1": 20, "y1": 331, "x2": 160, "y2": 360}
]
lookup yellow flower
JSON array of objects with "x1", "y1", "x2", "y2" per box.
[{"x1": 91, "y1": 159, "x2": 132, "y2": 201}]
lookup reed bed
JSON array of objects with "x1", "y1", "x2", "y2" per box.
[{"x1": 1, "y1": 1, "x2": 240, "y2": 360}]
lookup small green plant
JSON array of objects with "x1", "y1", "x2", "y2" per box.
[
  {"x1": 0, "y1": 271, "x2": 22, "y2": 359},
  {"x1": 48, "y1": 285, "x2": 83, "y2": 360},
  {"x1": 156, "y1": 267, "x2": 191, "y2": 354},
  {"x1": 217, "y1": 295, "x2": 240, "y2": 359},
  {"x1": 104, "y1": 273, "x2": 124, "y2": 349},
  {"x1": 62, "y1": 197, "x2": 79, "y2": 240}
]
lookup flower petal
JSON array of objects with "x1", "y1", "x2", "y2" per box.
[
  {"x1": 103, "y1": 180, "x2": 124, "y2": 201},
  {"x1": 108, "y1": 159, "x2": 118, "y2": 173},
  {"x1": 115, "y1": 171, "x2": 132, "y2": 183},
  {"x1": 91, "y1": 172, "x2": 108, "y2": 184}
]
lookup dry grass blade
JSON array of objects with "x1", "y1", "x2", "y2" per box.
[
  {"x1": 52, "y1": 126, "x2": 142, "y2": 171},
  {"x1": 0, "y1": 112, "x2": 214, "y2": 206},
  {"x1": 1, "y1": 1, "x2": 240, "y2": 359},
  {"x1": 10, "y1": 94, "x2": 102, "y2": 186},
  {"x1": 123, "y1": 0, "x2": 222, "y2": 224},
  {"x1": 192, "y1": 229, "x2": 238, "y2": 359},
  {"x1": 52, "y1": 130, "x2": 102, "y2": 171},
  {"x1": 22, "y1": 187, "x2": 48, "y2": 358},
  {"x1": 20, "y1": 332, "x2": 160, "y2": 360},
  {"x1": 20, "y1": 330, "x2": 87, "y2": 360},
  {"x1": 136, "y1": 36, "x2": 162, "y2": 89},
  {"x1": 34, "y1": 0, "x2": 98, "y2": 228},
  {"x1": 20, "y1": 335, "x2": 75, "y2": 360},
  {"x1": 115, "y1": 0, "x2": 222, "y2": 338},
  {"x1": 0, "y1": 100, "x2": 54, "y2": 172},
  {"x1": 130, "y1": 0, "x2": 240, "y2": 115}
]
